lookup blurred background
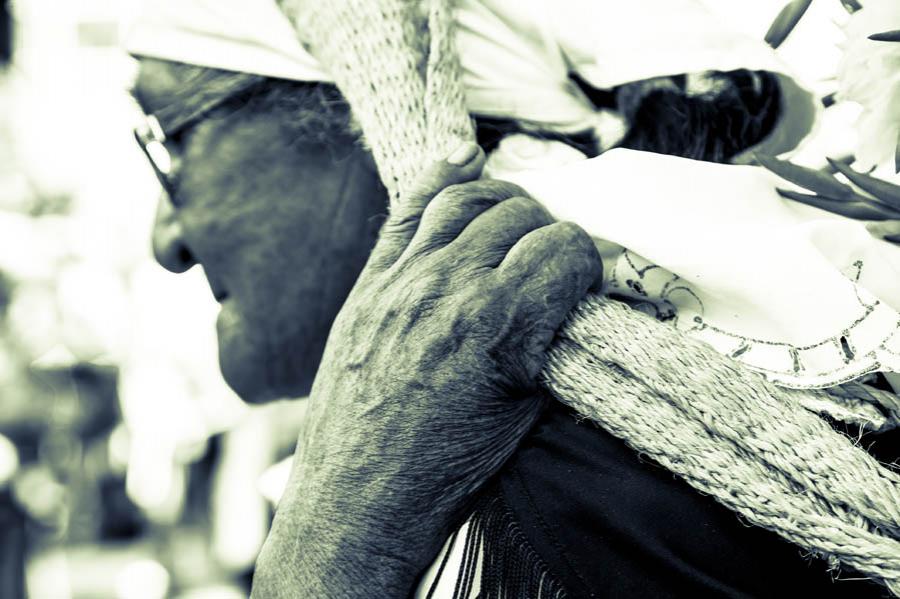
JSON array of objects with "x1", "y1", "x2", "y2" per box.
[
  {"x1": 0, "y1": 1, "x2": 307, "y2": 597},
  {"x1": 0, "y1": 0, "x2": 886, "y2": 597}
]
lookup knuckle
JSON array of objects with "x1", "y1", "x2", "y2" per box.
[
  {"x1": 432, "y1": 182, "x2": 471, "y2": 205},
  {"x1": 381, "y1": 212, "x2": 419, "y2": 238},
  {"x1": 482, "y1": 179, "x2": 529, "y2": 200},
  {"x1": 554, "y1": 220, "x2": 585, "y2": 237},
  {"x1": 423, "y1": 180, "x2": 535, "y2": 233},
  {"x1": 556, "y1": 223, "x2": 602, "y2": 273},
  {"x1": 427, "y1": 186, "x2": 493, "y2": 220},
  {"x1": 542, "y1": 222, "x2": 600, "y2": 270},
  {"x1": 552, "y1": 221, "x2": 592, "y2": 247},
  {"x1": 435, "y1": 179, "x2": 527, "y2": 205},
  {"x1": 503, "y1": 195, "x2": 553, "y2": 225}
]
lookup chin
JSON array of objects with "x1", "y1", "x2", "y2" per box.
[
  {"x1": 217, "y1": 331, "x2": 317, "y2": 404},
  {"x1": 215, "y1": 301, "x2": 325, "y2": 402},
  {"x1": 218, "y1": 351, "x2": 316, "y2": 404}
]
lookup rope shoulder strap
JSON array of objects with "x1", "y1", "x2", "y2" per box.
[
  {"x1": 278, "y1": 0, "x2": 900, "y2": 593},
  {"x1": 278, "y1": 0, "x2": 472, "y2": 204}
]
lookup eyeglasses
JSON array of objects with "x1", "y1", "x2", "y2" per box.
[
  {"x1": 134, "y1": 113, "x2": 180, "y2": 200},
  {"x1": 132, "y1": 74, "x2": 265, "y2": 205}
]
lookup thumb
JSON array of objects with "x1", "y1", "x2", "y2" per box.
[
  {"x1": 404, "y1": 142, "x2": 486, "y2": 209},
  {"x1": 369, "y1": 141, "x2": 485, "y2": 271}
]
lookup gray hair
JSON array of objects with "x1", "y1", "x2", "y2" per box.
[{"x1": 136, "y1": 61, "x2": 358, "y2": 150}]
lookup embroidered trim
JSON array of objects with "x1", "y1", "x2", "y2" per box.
[{"x1": 606, "y1": 250, "x2": 900, "y2": 389}]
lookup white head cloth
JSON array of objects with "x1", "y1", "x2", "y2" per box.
[
  {"x1": 454, "y1": 0, "x2": 801, "y2": 131},
  {"x1": 125, "y1": 0, "x2": 803, "y2": 128},
  {"x1": 125, "y1": 0, "x2": 331, "y2": 83},
  {"x1": 125, "y1": 0, "x2": 900, "y2": 390}
]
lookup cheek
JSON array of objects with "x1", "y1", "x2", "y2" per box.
[
  {"x1": 181, "y1": 123, "x2": 384, "y2": 330},
  {"x1": 214, "y1": 176, "x2": 375, "y2": 331}
]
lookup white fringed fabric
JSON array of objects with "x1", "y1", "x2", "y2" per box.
[{"x1": 277, "y1": 0, "x2": 900, "y2": 593}]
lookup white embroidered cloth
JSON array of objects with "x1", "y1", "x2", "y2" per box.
[{"x1": 506, "y1": 148, "x2": 900, "y2": 389}]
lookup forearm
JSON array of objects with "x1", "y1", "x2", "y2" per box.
[
  {"x1": 251, "y1": 420, "x2": 440, "y2": 599},
  {"x1": 252, "y1": 484, "x2": 424, "y2": 598},
  {"x1": 252, "y1": 535, "x2": 417, "y2": 598}
]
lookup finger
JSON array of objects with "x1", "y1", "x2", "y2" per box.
[
  {"x1": 442, "y1": 195, "x2": 555, "y2": 269},
  {"x1": 409, "y1": 179, "x2": 529, "y2": 253},
  {"x1": 368, "y1": 142, "x2": 485, "y2": 271},
  {"x1": 494, "y1": 221, "x2": 602, "y2": 378},
  {"x1": 498, "y1": 221, "x2": 603, "y2": 291}
]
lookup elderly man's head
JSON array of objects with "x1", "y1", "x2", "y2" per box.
[{"x1": 134, "y1": 58, "x2": 387, "y2": 402}]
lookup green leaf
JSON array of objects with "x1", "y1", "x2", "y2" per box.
[
  {"x1": 840, "y1": 0, "x2": 862, "y2": 13},
  {"x1": 756, "y1": 153, "x2": 855, "y2": 199},
  {"x1": 869, "y1": 30, "x2": 900, "y2": 42},
  {"x1": 775, "y1": 188, "x2": 899, "y2": 220},
  {"x1": 765, "y1": 0, "x2": 813, "y2": 49},
  {"x1": 896, "y1": 130, "x2": 900, "y2": 174},
  {"x1": 827, "y1": 157, "x2": 900, "y2": 210}
]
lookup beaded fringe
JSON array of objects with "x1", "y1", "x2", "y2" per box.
[{"x1": 425, "y1": 492, "x2": 568, "y2": 599}]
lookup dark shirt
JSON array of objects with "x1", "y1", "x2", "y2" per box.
[{"x1": 490, "y1": 399, "x2": 893, "y2": 598}]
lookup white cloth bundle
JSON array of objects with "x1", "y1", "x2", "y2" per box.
[{"x1": 508, "y1": 149, "x2": 900, "y2": 389}]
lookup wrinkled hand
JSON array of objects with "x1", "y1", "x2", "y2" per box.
[{"x1": 252, "y1": 145, "x2": 602, "y2": 598}]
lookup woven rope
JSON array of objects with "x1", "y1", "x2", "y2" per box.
[
  {"x1": 277, "y1": 0, "x2": 472, "y2": 205},
  {"x1": 279, "y1": 0, "x2": 900, "y2": 592}
]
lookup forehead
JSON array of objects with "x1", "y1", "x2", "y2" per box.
[
  {"x1": 133, "y1": 58, "x2": 263, "y2": 117},
  {"x1": 133, "y1": 58, "x2": 187, "y2": 113}
]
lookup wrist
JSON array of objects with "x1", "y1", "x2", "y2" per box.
[
  {"x1": 253, "y1": 473, "x2": 424, "y2": 598},
  {"x1": 253, "y1": 514, "x2": 421, "y2": 598}
]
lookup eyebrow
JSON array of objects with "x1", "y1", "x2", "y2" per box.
[{"x1": 132, "y1": 71, "x2": 265, "y2": 136}]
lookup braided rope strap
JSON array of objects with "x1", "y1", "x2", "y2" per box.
[
  {"x1": 278, "y1": 0, "x2": 472, "y2": 205},
  {"x1": 279, "y1": 0, "x2": 900, "y2": 592}
]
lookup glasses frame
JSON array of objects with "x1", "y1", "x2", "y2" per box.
[
  {"x1": 132, "y1": 74, "x2": 265, "y2": 205},
  {"x1": 134, "y1": 113, "x2": 180, "y2": 199}
]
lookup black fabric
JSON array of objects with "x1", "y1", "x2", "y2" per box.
[
  {"x1": 493, "y1": 400, "x2": 894, "y2": 598},
  {"x1": 0, "y1": 0, "x2": 10, "y2": 67}
]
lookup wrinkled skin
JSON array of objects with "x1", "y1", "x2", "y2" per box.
[
  {"x1": 135, "y1": 58, "x2": 387, "y2": 402},
  {"x1": 135, "y1": 58, "x2": 603, "y2": 597},
  {"x1": 252, "y1": 150, "x2": 603, "y2": 597}
]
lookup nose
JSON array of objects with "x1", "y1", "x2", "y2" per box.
[{"x1": 152, "y1": 194, "x2": 196, "y2": 273}]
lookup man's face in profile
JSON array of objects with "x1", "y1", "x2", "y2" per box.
[{"x1": 134, "y1": 58, "x2": 387, "y2": 402}]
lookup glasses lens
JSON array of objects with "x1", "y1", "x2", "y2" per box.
[{"x1": 134, "y1": 125, "x2": 176, "y2": 199}]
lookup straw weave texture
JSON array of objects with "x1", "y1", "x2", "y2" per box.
[
  {"x1": 279, "y1": 0, "x2": 900, "y2": 592},
  {"x1": 278, "y1": 0, "x2": 473, "y2": 204}
]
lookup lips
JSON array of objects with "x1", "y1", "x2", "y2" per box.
[{"x1": 206, "y1": 275, "x2": 229, "y2": 303}]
